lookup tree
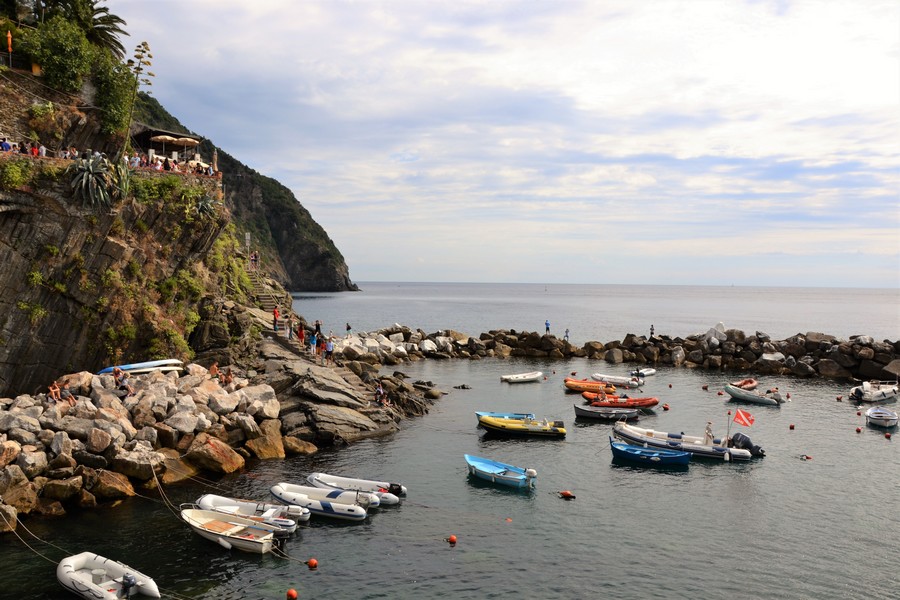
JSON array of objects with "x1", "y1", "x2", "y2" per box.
[
  {"x1": 44, "y1": 0, "x2": 128, "y2": 58},
  {"x1": 21, "y1": 14, "x2": 92, "y2": 92}
]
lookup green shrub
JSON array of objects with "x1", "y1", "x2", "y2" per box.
[
  {"x1": 26, "y1": 270, "x2": 43, "y2": 287},
  {"x1": 21, "y1": 16, "x2": 93, "y2": 93},
  {"x1": 45, "y1": 244, "x2": 60, "y2": 257},
  {"x1": 0, "y1": 159, "x2": 34, "y2": 189},
  {"x1": 52, "y1": 282, "x2": 67, "y2": 294}
]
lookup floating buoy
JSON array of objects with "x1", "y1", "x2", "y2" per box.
[
  {"x1": 505, "y1": 517, "x2": 512, "y2": 522},
  {"x1": 786, "y1": 393, "x2": 791, "y2": 399},
  {"x1": 701, "y1": 384, "x2": 708, "y2": 391},
  {"x1": 857, "y1": 411, "x2": 861, "y2": 416},
  {"x1": 544, "y1": 376, "x2": 548, "y2": 381},
  {"x1": 446, "y1": 535, "x2": 457, "y2": 545},
  {"x1": 800, "y1": 455, "x2": 812, "y2": 460},
  {"x1": 668, "y1": 383, "x2": 672, "y2": 388},
  {"x1": 552, "y1": 370, "x2": 556, "y2": 374},
  {"x1": 856, "y1": 427, "x2": 862, "y2": 433},
  {"x1": 789, "y1": 424, "x2": 795, "y2": 430},
  {"x1": 727, "y1": 410, "x2": 732, "y2": 415},
  {"x1": 286, "y1": 589, "x2": 298, "y2": 600},
  {"x1": 558, "y1": 490, "x2": 576, "y2": 500},
  {"x1": 570, "y1": 371, "x2": 577, "y2": 376},
  {"x1": 886, "y1": 432, "x2": 892, "y2": 440},
  {"x1": 305, "y1": 558, "x2": 318, "y2": 570},
  {"x1": 662, "y1": 403, "x2": 670, "y2": 411},
  {"x1": 717, "y1": 391, "x2": 724, "y2": 396},
  {"x1": 836, "y1": 396, "x2": 842, "y2": 402}
]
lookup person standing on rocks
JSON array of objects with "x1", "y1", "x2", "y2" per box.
[
  {"x1": 287, "y1": 315, "x2": 295, "y2": 340},
  {"x1": 273, "y1": 306, "x2": 280, "y2": 332},
  {"x1": 545, "y1": 319, "x2": 550, "y2": 334},
  {"x1": 564, "y1": 328, "x2": 570, "y2": 341},
  {"x1": 325, "y1": 336, "x2": 335, "y2": 365},
  {"x1": 310, "y1": 331, "x2": 317, "y2": 356},
  {"x1": 314, "y1": 319, "x2": 322, "y2": 336},
  {"x1": 346, "y1": 322, "x2": 352, "y2": 337}
]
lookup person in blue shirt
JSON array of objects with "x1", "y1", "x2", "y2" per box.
[{"x1": 545, "y1": 319, "x2": 550, "y2": 334}]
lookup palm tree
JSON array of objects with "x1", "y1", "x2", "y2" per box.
[{"x1": 45, "y1": 0, "x2": 129, "y2": 59}]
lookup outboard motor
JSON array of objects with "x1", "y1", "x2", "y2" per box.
[
  {"x1": 388, "y1": 483, "x2": 404, "y2": 496},
  {"x1": 120, "y1": 573, "x2": 137, "y2": 598},
  {"x1": 731, "y1": 432, "x2": 765, "y2": 457}
]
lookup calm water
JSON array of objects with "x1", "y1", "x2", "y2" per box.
[
  {"x1": 291, "y1": 282, "x2": 899, "y2": 344},
  {"x1": 1, "y1": 284, "x2": 898, "y2": 599}
]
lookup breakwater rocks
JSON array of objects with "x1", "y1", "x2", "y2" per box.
[
  {"x1": 0, "y1": 341, "x2": 437, "y2": 531},
  {"x1": 334, "y1": 322, "x2": 899, "y2": 382}
]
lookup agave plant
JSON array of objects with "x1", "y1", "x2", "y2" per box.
[
  {"x1": 195, "y1": 194, "x2": 221, "y2": 217},
  {"x1": 110, "y1": 160, "x2": 132, "y2": 201},
  {"x1": 67, "y1": 155, "x2": 113, "y2": 210}
]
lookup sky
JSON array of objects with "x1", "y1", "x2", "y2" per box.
[{"x1": 110, "y1": 0, "x2": 899, "y2": 288}]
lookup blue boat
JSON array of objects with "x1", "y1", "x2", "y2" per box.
[
  {"x1": 98, "y1": 359, "x2": 184, "y2": 375},
  {"x1": 464, "y1": 454, "x2": 536, "y2": 489},
  {"x1": 475, "y1": 411, "x2": 536, "y2": 421},
  {"x1": 609, "y1": 437, "x2": 691, "y2": 467}
]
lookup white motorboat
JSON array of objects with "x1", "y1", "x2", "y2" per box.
[
  {"x1": 57, "y1": 552, "x2": 159, "y2": 600},
  {"x1": 270, "y1": 482, "x2": 370, "y2": 521},
  {"x1": 590, "y1": 373, "x2": 643, "y2": 388},
  {"x1": 612, "y1": 421, "x2": 765, "y2": 461},
  {"x1": 500, "y1": 371, "x2": 543, "y2": 383},
  {"x1": 306, "y1": 472, "x2": 406, "y2": 505},
  {"x1": 865, "y1": 406, "x2": 899, "y2": 428},
  {"x1": 196, "y1": 493, "x2": 310, "y2": 533},
  {"x1": 181, "y1": 508, "x2": 281, "y2": 554},
  {"x1": 850, "y1": 380, "x2": 899, "y2": 403}
]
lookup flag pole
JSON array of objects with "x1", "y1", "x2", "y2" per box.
[{"x1": 725, "y1": 409, "x2": 733, "y2": 447}]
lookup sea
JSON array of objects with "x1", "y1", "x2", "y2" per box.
[{"x1": 1, "y1": 283, "x2": 898, "y2": 600}]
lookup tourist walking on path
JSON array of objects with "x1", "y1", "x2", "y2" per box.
[
  {"x1": 545, "y1": 319, "x2": 550, "y2": 334},
  {"x1": 273, "y1": 306, "x2": 280, "y2": 332}
]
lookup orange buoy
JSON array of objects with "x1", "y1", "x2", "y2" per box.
[
  {"x1": 305, "y1": 558, "x2": 318, "y2": 570},
  {"x1": 803, "y1": 455, "x2": 812, "y2": 460},
  {"x1": 886, "y1": 432, "x2": 892, "y2": 440},
  {"x1": 727, "y1": 410, "x2": 732, "y2": 415},
  {"x1": 786, "y1": 393, "x2": 791, "y2": 399},
  {"x1": 717, "y1": 391, "x2": 724, "y2": 396},
  {"x1": 789, "y1": 424, "x2": 795, "y2": 430},
  {"x1": 668, "y1": 383, "x2": 672, "y2": 388},
  {"x1": 856, "y1": 427, "x2": 862, "y2": 433},
  {"x1": 286, "y1": 589, "x2": 298, "y2": 600},
  {"x1": 558, "y1": 490, "x2": 576, "y2": 500},
  {"x1": 857, "y1": 411, "x2": 861, "y2": 416},
  {"x1": 836, "y1": 396, "x2": 842, "y2": 401},
  {"x1": 702, "y1": 384, "x2": 708, "y2": 391},
  {"x1": 505, "y1": 517, "x2": 512, "y2": 522},
  {"x1": 662, "y1": 403, "x2": 670, "y2": 411},
  {"x1": 446, "y1": 535, "x2": 457, "y2": 545}
]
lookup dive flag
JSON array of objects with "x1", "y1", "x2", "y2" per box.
[{"x1": 733, "y1": 409, "x2": 754, "y2": 427}]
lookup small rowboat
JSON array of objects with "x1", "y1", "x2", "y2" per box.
[
  {"x1": 57, "y1": 552, "x2": 159, "y2": 600},
  {"x1": 573, "y1": 404, "x2": 639, "y2": 421},
  {"x1": 730, "y1": 378, "x2": 759, "y2": 390},
  {"x1": 590, "y1": 373, "x2": 643, "y2": 388},
  {"x1": 500, "y1": 371, "x2": 543, "y2": 383},
  {"x1": 609, "y1": 437, "x2": 690, "y2": 467},
  {"x1": 306, "y1": 472, "x2": 406, "y2": 504},
  {"x1": 464, "y1": 454, "x2": 536, "y2": 489},
  {"x1": 181, "y1": 508, "x2": 282, "y2": 554},
  {"x1": 581, "y1": 392, "x2": 659, "y2": 409},
  {"x1": 477, "y1": 414, "x2": 566, "y2": 438},
  {"x1": 631, "y1": 368, "x2": 657, "y2": 377},
  {"x1": 196, "y1": 493, "x2": 309, "y2": 534},
  {"x1": 269, "y1": 483, "x2": 369, "y2": 521},
  {"x1": 475, "y1": 411, "x2": 536, "y2": 421},
  {"x1": 563, "y1": 378, "x2": 616, "y2": 394},
  {"x1": 865, "y1": 406, "x2": 898, "y2": 428},
  {"x1": 723, "y1": 384, "x2": 784, "y2": 406}
]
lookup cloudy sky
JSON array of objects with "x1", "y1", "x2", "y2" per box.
[{"x1": 111, "y1": 0, "x2": 899, "y2": 288}]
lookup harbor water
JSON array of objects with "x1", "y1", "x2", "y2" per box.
[{"x1": 0, "y1": 283, "x2": 897, "y2": 599}]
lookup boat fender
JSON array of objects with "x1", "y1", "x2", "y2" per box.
[{"x1": 217, "y1": 537, "x2": 232, "y2": 550}]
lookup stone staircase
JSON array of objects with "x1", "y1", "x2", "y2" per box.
[{"x1": 248, "y1": 268, "x2": 306, "y2": 353}]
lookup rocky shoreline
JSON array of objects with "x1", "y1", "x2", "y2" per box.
[{"x1": 1, "y1": 312, "x2": 896, "y2": 532}]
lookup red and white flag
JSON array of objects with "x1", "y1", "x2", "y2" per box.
[{"x1": 733, "y1": 409, "x2": 754, "y2": 427}]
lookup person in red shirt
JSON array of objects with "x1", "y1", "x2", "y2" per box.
[{"x1": 273, "y1": 306, "x2": 280, "y2": 331}]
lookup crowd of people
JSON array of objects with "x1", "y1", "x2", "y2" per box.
[{"x1": 1, "y1": 137, "x2": 47, "y2": 156}]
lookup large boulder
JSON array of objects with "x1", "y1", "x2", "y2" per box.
[
  {"x1": 244, "y1": 419, "x2": 285, "y2": 459},
  {"x1": 816, "y1": 359, "x2": 853, "y2": 379},
  {"x1": 184, "y1": 433, "x2": 245, "y2": 474},
  {"x1": 87, "y1": 469, "x2": 136, "y2": 500}
]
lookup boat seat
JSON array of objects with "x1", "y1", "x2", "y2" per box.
[{"x1": 261, "y1": 508, "x2": 279, "y2": 518}]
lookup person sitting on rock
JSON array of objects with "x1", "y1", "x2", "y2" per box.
[
  {"x1": 209, "y1": 360, "x2": 220, "y2": 379},
  {"x1": 60, "y1": 382, "x2": 76, "y2": 407},
  {"x1": 113, "y1": 367, "x2": 135, "y2": 396},
  {"x1": 47, "y1": 381, "x2": 61, "y2": 402},
  {"x1": 220, "y1": 367, "x2": 234, "y2": 386}
]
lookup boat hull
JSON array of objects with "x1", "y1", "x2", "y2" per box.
[
  {"x1": 612, "y1": 422, "x2": 756, "y2": 461},
  {"x1": 865, "y1": 406, "x2": 899, "y2": 428},
  {"x1": 609, "y1": 437, "x2": 691, "y2": 466},
  {"x1": 590, "y1": 373, "x2": 643, "y2": 388},
  {"x1": 196, "y1": 494, "x2": 310, "y2": 532},
  {"x1": 580, "y1": 392, "x2": 659, "y2": 409},
  {"x1": 464, "y1": 454, "x2": 535, "y2": 489},
  {"x1": 500, "y1": 371, "x2": 543, "y2": 383},
  {"x1": 564, "y1": 378, "x2": 616, "y2": 394},
  {"x1": 723, "y1": 384, "x2": 782, "y2": 406},
  {"x1": 270, "y1": 483, "x2": 368, "y2": 521},
  {"x1": 181, "y1": 509, "x2": 277, "y2": 554},
  {"x1": 573, "y1": 404, "x2": 639, "y2": 421},
  {"x1": 478, "y1": 415, "x2": 566, "y2": 438},
  {"x1": 306, "y1": 472, "x2": 407, "y2": 501},
  {"x1": 97, "y1": 359, "x2": 183, "y2": 375},
  {"x1": 475, "y1": 411, "x2": 536, "y2": 420},
  {"x1": 851, "y1": 381, "x2": 900, "y2": 403},
  {"x1": 57, "y1": 552, "x2": 160, "y2": 600}
]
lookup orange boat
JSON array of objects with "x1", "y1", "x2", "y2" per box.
[
  {"x1": 564, "y1": 378, "x2": 616, "y2": 394},
  {"x1": 581, "y1": 392, "x2": 659, "y2": 409},
  {"x1": 731, "y1": 378, "x2": 758, "y2": 391}
]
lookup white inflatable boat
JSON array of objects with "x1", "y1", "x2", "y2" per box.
[{"x1": 57, "y1": 552, "x2": 159, "y2": 599}]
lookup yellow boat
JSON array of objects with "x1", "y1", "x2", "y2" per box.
[
  {"x1": 477, "y1": 415, "x2": 567, "y2": 438},
  {"x1": 564, "y1": 377, "x2": 617, "y2": 394}
]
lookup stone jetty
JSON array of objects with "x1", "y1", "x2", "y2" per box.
[{"x1": 334, "y1": 321, "x2": 899, "y2": 382}]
